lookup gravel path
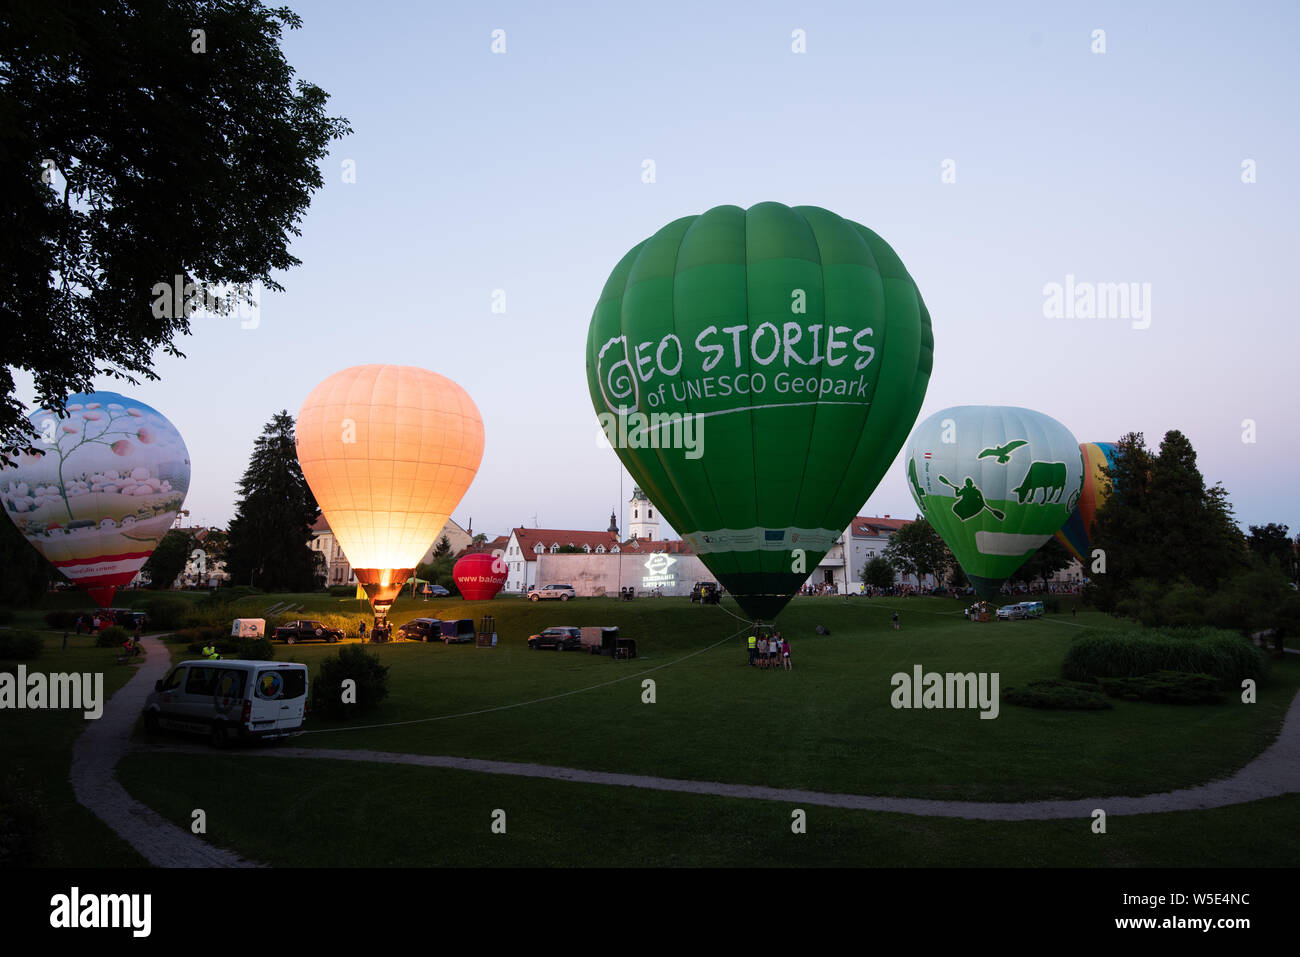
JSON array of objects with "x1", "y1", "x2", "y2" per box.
[
  {"x1": 143, "y1": 683, "x2": 1300, "y2": 822},
  {"x1": 69, "y1": 636, "x2": 260, "y2": 867}
]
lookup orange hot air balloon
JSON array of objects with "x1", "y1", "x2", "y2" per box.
[{"x1": 296, "y1": 365, "x2": 484, "y2": 622}]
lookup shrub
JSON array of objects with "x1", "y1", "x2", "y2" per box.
[
  {"x1": 1062, "y1": 627, "x2": 1267, "y2": 688},
  {"x1": 327, "y1": 585, "x2": 355, "y2": 597},
  {"x1": 237, "y1": 638, "x2": 275, "y2": 660},
  {"x1": 140, "y1": 596, "x2": 188, "y2": 630},
  {"x1": 174, "y1": 626, "x2": 228, "y2": 646},
  {"x1": 1003, "y1": 678, "x2": 1112, "y2": 710},
  {"x1": 96, "y1": 625, "x2": 130, "y2": 648},
  {"x1": 43, "y1": 610, "x2": 80, "y2": 629},
  {"x1": 311, "y1": 645, "x2": 389, "y2": 719},
  {"x1": 1044, "y1": 598, "x2": 1061, "y2": 614},
  {"x1": 1097, "y1": 671, "x2": 1226, "y2": 705},
  {"x1": 0, "y1": 631, "x2": 43, "y2": 660}
]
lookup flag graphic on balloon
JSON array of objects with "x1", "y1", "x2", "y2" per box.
[
  {"x1": 1, "y1": 392, "x2": 191, "y2": 607},
  {"x1": 586, "y1": 202, "x2": 933, "y2": 620}
]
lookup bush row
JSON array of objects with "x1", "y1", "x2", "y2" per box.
[{"x1": 1062, "y1": 627, "x2": 1267, "y2": 687}]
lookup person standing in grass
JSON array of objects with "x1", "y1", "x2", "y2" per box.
[
  {"x1": 757, "y1": 634, "x2": 768, "y2": 670},
  {"x1": 782, "y1": 636, "x2": 792, "y2": 670},
  {"x1": 892, "y1": 612, "x2": 900, "y2": 631},
  {"x1": 747, "y1": 631, "x2": 757, "y2": 666}
]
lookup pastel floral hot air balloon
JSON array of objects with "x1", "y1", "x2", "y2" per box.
[
  {"x1": 904, "y1": 406, "x2": 1082, "y2": 602},
  {"x1": 295, "y1": 365, "x2": 484, "y2": 623},
  {"x1": 587, "y1": 203, "x2": 934, "y2": 620},
  {"x1": 1053, "y1": 441, "x2": 1118, "y2": 564},
  {"x1": 1, "y1": 392, "x2": 191, "y2": 607},
  {"x1": 453, "y1": 552, "x2": 507, "y2": 601}
]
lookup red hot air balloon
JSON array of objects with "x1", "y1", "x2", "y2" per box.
[{"x1": 453, "y1": 552, "x2": 507, "y2": 601}]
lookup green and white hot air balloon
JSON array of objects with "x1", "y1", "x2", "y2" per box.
[
  {"x1": 587, "y1": 203, "x2": 934, "y2": 620},
  {"x1": 904, "y1": 406, "x2": 1082, "y2": 601}
]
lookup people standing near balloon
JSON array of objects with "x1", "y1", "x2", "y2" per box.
[{"x1": 782, "y1": 636, "x2": 792, "y2": 670}]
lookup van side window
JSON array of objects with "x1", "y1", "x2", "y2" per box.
[
  {"x1": 185, "y1": 667, "x2": 219, "y2": 696},
  {"x1": 213, "y1": 669, "x2": 247, "y2": 699},
  {"x1": 161, "y1": 667, "x2": 186, "y2": 692},
  {"x1": 257, "y1": 669, "x2": 306, "y2": 700}
]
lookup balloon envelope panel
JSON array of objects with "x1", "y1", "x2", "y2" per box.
[
  {"x1": 1054, "y1": 442, "x2": 1118, "y2": 563},
  {"x1": 1, "y1": 392, "x2": 191, "y2": 606},
  {"x1": 904, "y1": 406, "x2": 1081, "y2": 601},
  {"x1": 586, "y1": 203, "x2": 933, "y2": 620}
]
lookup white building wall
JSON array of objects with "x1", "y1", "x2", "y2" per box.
[{"x1": 536, "y1": 553, "x2": 716, "y2": 597}]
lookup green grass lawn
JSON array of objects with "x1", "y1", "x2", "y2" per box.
[
  {"x1": 169, "y1": 596, "x2": 1296, "y2": 803},
  {"x1": 114, "y1": 753, "x2": 1300, "y2": 867},
  {"x1": 0, "y1": 632, "x2": 173, "y2": 867},
  {"x1": 7, "y1": 592, "x2": 1296, "y2": 867}
]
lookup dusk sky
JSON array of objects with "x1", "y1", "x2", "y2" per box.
[{"x1": 13, "y1": 0, "x2": 1299, "y2": 538}]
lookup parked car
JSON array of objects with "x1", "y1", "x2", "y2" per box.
[
  {"x1": 1019, "y1": 601, "x2": 1044, "y2": 618},
  {"x1": 398, "y1": 617, "x2": 442, "y2": 641},
  {"x1": 107, "y1": 608, "x2": 149, "y2": 629},
  {"x1": 424, "y1": 584, "x2": 451, "y2": 597},
  {"x1": 143, "y1": 659, "x2": 309, "y2": 748},
  {"x1": 528, "y1": 626, "x2": 582, "y2": 650},
  {"x1": 528, "y1": 584, "x2": 575, "y2": 602},
  {"x1": 996, "y1": 604, "x2": 1027, "y2": 620},
  {"x1": 272, "y1": 619, "x2": 344, "y2": 643}
]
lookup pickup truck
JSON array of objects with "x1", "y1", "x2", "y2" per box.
[{"x1": 272, "y1": 619, "x2": 343, "y2": 643}]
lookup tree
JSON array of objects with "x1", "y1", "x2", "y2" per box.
[
  {"x1": 1247, "y1": 523, "x2": 1295, "y2": 579},
  {"x1": 1009, "y1": 538, "x2": 1073, "y2": 589},
  {"x1": 225, "y1": 411, "x2": 318, "y2": 592},
  {"x1": 140, "y1": 529, "x2": 193, "y2": 589},
  {"x1": 882, "y1": 516, "x2": 950, "y2": 586},
  {"x1": 433, "y1": 535, "x2": 452, "y2": 558},
  {"x1": 471, "y1": 533, "x2": 487, "y2": 545},
  {"x1": 1089, "y1": 429, "x2": 1252, "y2": 622},
  {"x1": 0, "y1": 1, "x2": 350, "y2": 462},
  {"x1": 860, "y1": 555, "x2": 895, "y2": 590},
  {"x1": 0, "y1": 512, "x2": 55, "y2": 605}
]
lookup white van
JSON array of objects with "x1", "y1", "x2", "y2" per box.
[{"x1": 143, "y1": 659, "x2": 309, "y2": 748}]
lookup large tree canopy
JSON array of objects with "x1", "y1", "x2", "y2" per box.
[{"x1": 0, "y1": 0, "x2": 350, "y2": 461}]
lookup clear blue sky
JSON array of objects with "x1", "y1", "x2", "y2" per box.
[{"x1": 16, "y1": 0, "x2": 1299, "y2": 537}]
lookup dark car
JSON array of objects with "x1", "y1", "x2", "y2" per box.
[
  {"x1": 398, "y1": 617, "x2": 442, "y2": 642},
  {"x1": 423, "y1": 584, "x2": 451, "y2": 597},
  {"x1": 272, "y1": 619, "x2": 344, "y2": 643},
  {"x1": 527, "y1": 626, "x2": 581, "y2": 651},
  {"x1": 107, "y1": 607, "x2": 150, "y2": 629}
]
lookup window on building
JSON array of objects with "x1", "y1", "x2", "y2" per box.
[
  {"x1": 596, "y1": 545, "x2": 605, "y2": 554},
  {"x1": 633, "y1": 508, "x2": 638, "y2": 518},
  {"x1": 612, "y1": 546, "x2": 620, "y2": 554},
  {"x1": 648, "y1": 508, "x2": 653, "y2": 518},
  {"x1": 550, "y1": 544, "x2": 558, "y2": 553},
  {"x1": 583, "y1": 544, "x2": 591, "y2": 553}
]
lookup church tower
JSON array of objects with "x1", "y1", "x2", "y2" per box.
[{"x1": 627, "y1": 486, "x2": 659, "y2": 541}]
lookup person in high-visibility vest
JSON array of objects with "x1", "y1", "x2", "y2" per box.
[
  {"x1": 202, "y1": 642, "x2": 219, "y2": 660},
  {"x1": 746, "y1": 632, "x2": 757, "y2": 667}
]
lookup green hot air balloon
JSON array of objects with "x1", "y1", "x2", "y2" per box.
[
  {"x1": 904, "y1": 406, "x2": 1083, "y2": 602},
  {"x1": 586, "y1": 203, "x2": 934, "y2": 620}
]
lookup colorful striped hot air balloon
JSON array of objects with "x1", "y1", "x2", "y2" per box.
[
  {"x1": 1054, "y1": 441, "x2": 1118, "y2": 564},
  {"x1": 586, "y1": 202, "x2": 934, "y2": 620}
]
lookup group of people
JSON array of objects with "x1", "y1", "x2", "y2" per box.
[
  {"x1": 75, "y1": 614, "x2": 106, "y2": 634},
  {"x1": 746, "y1": 629, "x2": 793, "y2": 670}
]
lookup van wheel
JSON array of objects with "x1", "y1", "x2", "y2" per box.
[
  {"x1": 209, "y1": 724, "x2": 228, "y2": 749},
  {"x1": 560, "y1": 594, "x2": 570, "y2": 601},
  {"x1": 530, "y1": 595, "x2": 539, "y2": 602}
]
